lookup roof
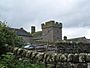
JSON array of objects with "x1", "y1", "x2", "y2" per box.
[
  {"x1": 8, "y1": 28, "x2": 32, "y2": 37},
  {"x1": 68, "y1": 37, "x2": 86, "y2": 41},
  {"x1": 32, "y1": 31, "x2": 42, "y2": 40},
  {"x1": 67, "y1": 37, "x2": 90, "y2": 43}
]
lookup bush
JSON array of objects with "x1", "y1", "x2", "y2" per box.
[
  {"x1": 0, "y1": 21, "x2": 25, "y2": 55},
  {"x1": 0, "y1": 52, "x2": 45, "y2": 68}
]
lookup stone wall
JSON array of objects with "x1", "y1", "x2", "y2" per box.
[
  {"x1": 56, "y1": 42, "x2": 90, "y2": 53},
  {"x1": 6, "y1": 45, "x2": 90, "y2": 68},
  {"x1": 20, "y1": 36, "x2": 32, "y2": 43},
  {"x1": 6, "y1": 41, "x2": 90, "y2": 68}
]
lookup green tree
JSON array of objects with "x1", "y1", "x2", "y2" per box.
[
  {"x1": 0, "y1": 21, "x2": 23, "y2": 46},
  {"x1": 0, "y1": 21, "x2": 24, "y2": 55}
]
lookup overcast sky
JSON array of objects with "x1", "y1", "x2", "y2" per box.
[{"x1": 0, "y1": 0, "x2": 90, "y2": 39}]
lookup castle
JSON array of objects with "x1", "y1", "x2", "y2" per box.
[
  {"x1": 31, "y1": 20, "x2": 90, "y2": 44},
  {"x1": 41, "y1": 20, "x2": 62, "y2": 42},
  {"x1": 32, "y1": 20, "x2": 62, "y2": 42},
  {"x1": 11, "y1": 20, "x2": 90, "y2": 44}
]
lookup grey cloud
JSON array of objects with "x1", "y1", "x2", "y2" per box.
[
  {"x1": 0, "y1": 0, "x2": 90, "y2": 31},
  {"x1": 60, "y1": 0, "x2": 90, "y2": 28}
]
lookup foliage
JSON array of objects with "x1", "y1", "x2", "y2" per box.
[
  {"x1": 0, "y1": 52, "x2": 45, "y2": 68},
  {"x1": 0, "y1": 21, "x2": 24, "y2": 47},
  {"x1": 0, "y1": 21, "x2": 25, "y2": 56},
  {"x1": 0, "y1": 21, "x2": 50, "y2": 68}
]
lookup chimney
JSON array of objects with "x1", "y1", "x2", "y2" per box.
[
  {"x1": 31, "y1": 26, "x2": 35, "y2": 34},
  {"x1": 64, "y1": 36, "x2": 67, "y2": 40},
  {"x1": 20, "y1": 28, "x2": 23, "y2": 30}
]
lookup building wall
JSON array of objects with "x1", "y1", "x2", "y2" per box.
[
  {"x1": 20, "y1": 36, "x2": 32, "y2": 43},
  {"x1": 42, "y1": 27, "x2": 53, "y2": 42},
  {"x1": 41, "y1": 20, "x2": 62, "y2": 42},
  {"x1": 53, "y1": 26, "x2": 62, "y2": 41}
]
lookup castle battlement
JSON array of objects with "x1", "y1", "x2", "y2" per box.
[
  {"x1": 41, "y1": 20, "x2": 62, "y2": 29},
  {"x1": 41, "y1": 20, "x2": 62, "y2": 42}
]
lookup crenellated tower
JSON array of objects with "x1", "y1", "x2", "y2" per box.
[{"x1": 41, "y1": 20, "x2": 62, "y2": 42}]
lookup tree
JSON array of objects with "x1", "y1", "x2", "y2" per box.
[{"x1": 0, "y1": 21, "x2": 24, "y2": 55}]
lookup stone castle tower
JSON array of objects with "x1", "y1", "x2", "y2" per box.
[{"x1": 41, "y1": 20, "x2": 62, "y2": 42}]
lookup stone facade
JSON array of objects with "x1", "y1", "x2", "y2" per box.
[
  {"x1": 41, "y1": 20, "x2": 62, "y2": 42},
  {"x1": 9, "y1": 28, "x2": 32, "y2": 43}
]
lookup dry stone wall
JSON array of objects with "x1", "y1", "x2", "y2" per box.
[{"x1": 6, "y1": 45, "x2": 90, "y2": 68}]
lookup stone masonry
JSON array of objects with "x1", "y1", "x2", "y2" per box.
[{"x1": 41, "y1": 20, "x2": 62, "y2": 42}]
